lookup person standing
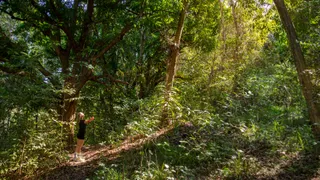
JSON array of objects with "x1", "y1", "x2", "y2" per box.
[{"x1": 74, "y1": 112, "x2": 94, "y2": 162}]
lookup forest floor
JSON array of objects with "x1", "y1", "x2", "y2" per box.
[
  {"x1": 19, "y1": 122, "x2": 320, "y2": 180},
  {"x1": 33, "y1": 125, "x2": 176, "y2": 180}
]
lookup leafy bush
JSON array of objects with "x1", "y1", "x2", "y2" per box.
[{"x1": 0, "y1": 111, "x2": 67, "y2": 177}]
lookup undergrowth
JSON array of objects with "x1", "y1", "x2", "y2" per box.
[{"x1": 90, "y1": 61, "x2": 319, "y2": 179}]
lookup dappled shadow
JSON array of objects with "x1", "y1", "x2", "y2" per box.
[
  {"x1": 269, "y1": 150, "x2": 320, "y2": 180},
  {"x1": 34, "y1": 124, "x2": 188, "y2": 180},
  {"x1": 19, "y1": 122, "x2": 320, "y2": 180},
  {"x1": 187, "y1": 126, "x2": 319, "y2": 180},
  {"x1": 40, "y1": 159, "x2": 101, "y2": 180},
  {"x1": 215, "y1": 137, "x2": 320, "y2": 180},
  {"x1": 225, "y1": 150, "x2": 320, "y2": 180}
]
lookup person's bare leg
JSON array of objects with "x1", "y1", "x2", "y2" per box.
[
  {"x1": 76, "y1": 139, "x2": 85, "y2": 154},
  {"x1": 74, "y1": 139, "x2": 85, "y2": 161}
]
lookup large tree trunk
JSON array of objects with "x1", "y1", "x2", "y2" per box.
[
  {"x1": 60, "y1": 77, "x2": 79, "y2": 148},
  {"x1": 274, "y1": 0, "x2": 320, "y2": 139},
  {"x1": 161, "y1": 0, "x2": 188, "y2": 126},
  {"x1": 60, "y1": 73, "x2": 88, "y2": 148},
  {"x1": 62, "y1": 96, "x2": 78, "y2": 148}
]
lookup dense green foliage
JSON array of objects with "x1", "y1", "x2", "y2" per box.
[{"x1": 1, "y1": 0, "x2": 319, "y2": 179}]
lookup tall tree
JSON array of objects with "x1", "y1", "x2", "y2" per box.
[
  {"x1": 273, "y1": 0, "x2": 320, "y2": 139},
  {"x1": 0, "y1": 0, "x2": 133, "y2": 147},
  {"x1": 161, "y1": 0, "x2": 188, "y2": 125}
]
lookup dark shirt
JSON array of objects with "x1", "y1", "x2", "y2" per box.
[{"x1": 77, "y1": 120, "x2": 87, "y2": 139}]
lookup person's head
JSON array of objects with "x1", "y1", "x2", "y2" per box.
[{"x1": 79, "y1": 112, "x2": 85, "y2": 120}]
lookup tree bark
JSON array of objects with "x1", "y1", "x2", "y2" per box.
[
  {"x1": 60, "y1": 76, "x2": 79, "y2": 148},
  {"x1": 230, "y1": 0, "x2": 240, "y2": 62},
  {"x1": 274, "y1": 0, "x2": 320, "y2": 139},
  {"x1": 61, "y1": 61, "x2": 92, "y2": 148},
  {"x1": 138, "y1": 28, "x2": 146, "y2": 99},
  {"x1": 161, "y1": 0, "x2": 188, "y2": 126}
]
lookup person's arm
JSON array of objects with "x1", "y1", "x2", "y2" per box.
[{"x1": 84, "y1": 116, "x2": 94, "y2": 124}]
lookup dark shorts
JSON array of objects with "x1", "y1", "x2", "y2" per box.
[{"x1": 77, "y1": 132, "x2": 85, "y2": 140}]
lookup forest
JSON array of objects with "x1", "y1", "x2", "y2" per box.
[{"x1": 0, "y1": 0, "x2": 320, "y2": 179}]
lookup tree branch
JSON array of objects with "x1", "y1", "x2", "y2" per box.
[
  {"x1": 1, "y1": 10, "x2": 28, "y2": 21},
  {"x1": 2, "y1": 3, "x2": 69, "y2": 62},
  {"x1": 0, "y1": 57, "x2": 8, "y2": 63},
  {"x1": 72, "y1": 0, "x2": 80, "y2": 31},
  {"x1": 36, "y1": 61, "x2": 52, "y2": 77},
  {"x1": 91, "y1": 73, "x2": 129, "y2": 85},
  {"x1": 91, "y1": 23, "x2": 132, "y2": 65},
  {"x1": 90, "y1": 78, "x2": 109, "y2": 86},
  {"x1": 36, "y1": 61, "x2": 61, "y2": 87},
  {"x1": 48, "y1": 0, "x2": 76, "y2": 50},
  {"x1": 30, "y1": 0, "x2": 58, "y2": 26},
  {"x1": 0, "y1": 64, "x2": 28, "y2": 76},
  {"x1": 78, "y1": 0, "x2": 94, "y2": 50}
]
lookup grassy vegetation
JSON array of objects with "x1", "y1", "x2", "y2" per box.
[
  {"x1": 88, "y1": 61, "x2": 319, "y2": 179},
  {"x1": 1, "y1": 1, "x2": 319, "y2": 179}
]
